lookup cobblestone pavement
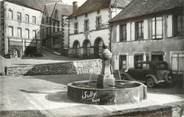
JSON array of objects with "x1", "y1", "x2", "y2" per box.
[{"x1": 0, "y1": 75, "x2": 184, "y2": 117}]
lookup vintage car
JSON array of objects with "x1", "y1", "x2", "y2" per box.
[{"x1": 121, "y1": 61, "x2": 173, "y2": 88}]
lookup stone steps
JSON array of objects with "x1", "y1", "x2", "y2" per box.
[{"x1": 5, "y1": 59, "x2": 102, "y2": 76}]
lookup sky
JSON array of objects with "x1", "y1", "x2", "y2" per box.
[{"x1": 62, "y1": 0, "x2": 86, "y2": 6}]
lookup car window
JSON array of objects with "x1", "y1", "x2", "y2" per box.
[
  {"x1": 135, "y1": 63, "x2": 143, "y2": 69},
  {"x1": 156, "y1": 63, "x2": 168, "y2": 70},
  {"x1": 143, "y1": 63, "x2": 149, "y2": 69}
]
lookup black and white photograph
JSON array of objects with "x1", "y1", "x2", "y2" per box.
[{"x1": 0, "y1": 0, "x2": 184, "y2": 116}]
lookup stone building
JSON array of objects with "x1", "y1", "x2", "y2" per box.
[
  {"x1": 0, "y1": 0, "x2": 44, "y2": 57},
  {"x1": 41, "y1": 2, "x2": 72, "y2": 55},
  {"x1": 68, "y1": 0, "x2": 131, "y2": 59},
  {"x1": 110, "y1": 0, "x2": 184, "y2": 73}
]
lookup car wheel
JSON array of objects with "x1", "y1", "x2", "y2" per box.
[
  {"x1": 165, "y1": 74, "x2": 173, "y2": 84},
  {"x1": 146, "y1": 77, "x2": 155, "y2": 88}
]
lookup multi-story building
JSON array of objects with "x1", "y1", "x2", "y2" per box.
[
  {"x1": 110, "y1": 0, "x2": 184, "y2": 73},
  {"x1": 0, "y1": 0, "x2": 43, "y2": 57},
  {"x1": 41, "y1": 2, "x2": 72, "y2": 55},
  {"x1": 68, "y1": 0, "x2": 131, "y2": 59}
]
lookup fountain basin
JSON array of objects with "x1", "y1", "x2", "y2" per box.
[{"x1": 67, "y1": 80, "x2": 147, "y2": 105}]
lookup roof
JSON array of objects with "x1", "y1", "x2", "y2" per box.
[
  {"x1": 45, "y1": 2, "x2": 73, "y2": 17},
  {"x1": 72, "y1": 0, "x2": 131, "y2": 17},
  {"x1": 5, "y1": 0, "x2": 58, "y2": 12},
  {"x1": 111, "y1": 0, "x2": 184, "y2": 23}
]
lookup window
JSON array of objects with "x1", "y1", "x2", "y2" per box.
[
  {"x1": 152, "y1": 17, "x2": 163, "y2": 39},
  {"x1": 57, "y1": 21, "x2": 60, "y2": 31},
  {"x1": 74, "y1": 22, "x2": 78, "y2": 34},
  {"x1": 171, "y1": 52, "x2": 184, "y2": 71},
  {"x1": 46, "y1": 27, "x2": 50, "y2": 35},
  {"x1": 120, "y1": 24, "x2": 127, "y2": 42},
  {"x1": 32, "y1": 30, "x2": 36, "y2": 39},
  {"x1": 151, "y1": 52, "x2": 164, "y2": 61},
  {"x1": 17, "y1": 12, "x2": 22, "y2": 22},
  {"x1": 8, "y1": 9, "x2": 13, "y2": 19},
  {"x1": 17, "y1": 28, "x2": 22, "y2": 38},
  {"x1": 25, "y1": 29, "x2": 30, "y2": 39},
  {"x1": 46, "y1": 17, "x2": 49, "y2": 24},
  {"x1": 53, "y1": 22, "x2": 56, "y2": 32},
  {"x1": 175, "y1": 14, "x2": 183, "y2": 36},
  {"x1": 73, "y1": 41, "x2": 80, "y2": 57},
  {"x1": 119, "y1": 55, "x2": 127, "y2": 71},
  {"x1": 134, "y1": 54, "x2": 144, "y2": 68},
  {"x1": 32, "y1": 16, "x2": 36, "y2": 24},
  {"x1": 25, "y1": 14, "x2": 29, "y2": 23},
  {"x1": 96, "y1": 16, "x2": 102, "y2": 29},
  {"x1": 135, "y1": 21, "x2": 144, "y2": 40},
  {"x1": 8, "y1": 26, "x2": 13, "y2": 37},
  {"x1": 84, "y1": 19, "x2": 89, "y2": 31},
  {"x1": 54, "y1": 10, "x2": 58, "y2": 19}
]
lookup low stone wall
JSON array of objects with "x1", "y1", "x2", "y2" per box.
[
  {"x1": 106, "y1": 106, "x2": 172, "y2": 117},
  {"x1": 6, "y1": 59, "x2": 102, "y2": 76},
  {"x1": 0, "y1": 56, "x2": 5, "y2": 75}
]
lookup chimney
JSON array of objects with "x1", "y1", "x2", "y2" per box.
[{"x1": 73, "y1": 1, "x2": 78, "y2": 14}]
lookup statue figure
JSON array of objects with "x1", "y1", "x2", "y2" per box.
[{"x1": 97, "y1": 45, "x2": 115, "y2": 88}]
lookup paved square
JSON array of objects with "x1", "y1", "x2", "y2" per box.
[{"x1": 0, "y1": 75, "x2": 184, "y2": 117}]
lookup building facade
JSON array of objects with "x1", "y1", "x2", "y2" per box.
[
  {"x1": 68, "y1": 0, "x2": 131, "y2": 59},
  {"x1": 0, "y1": 0, "x2": 43, "y2": 57},
  {"x1": 41, "y1": 2, "x2": 72, "y2": 55},
  {"x1": 110, "y1": 0, "x2": 184, "y2": 73}
]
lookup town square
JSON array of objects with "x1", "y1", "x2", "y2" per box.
[{"x1": 0, "y1": 0, "x2": 184, "y2": 117}]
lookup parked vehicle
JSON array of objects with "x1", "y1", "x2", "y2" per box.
[{"x1": 121, "y1": 61, "x2": 173, "y2": 88}]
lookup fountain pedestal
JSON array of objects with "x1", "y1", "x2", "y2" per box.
[{"x1": 67, "y1": 46, "x2": 147, "y2": 105}]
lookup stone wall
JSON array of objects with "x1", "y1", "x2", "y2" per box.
[
  {"x1": 6, "y1": 59, "x2": 102, "y2": 76},
  {"x1": 0, "y1": 56, "x2": 4, "y2": 75},
  {"x1": 106, "y1": 106, "x2": 172, "y2": 117}
]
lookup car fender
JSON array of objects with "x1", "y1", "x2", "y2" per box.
[{"x1": 145, "y1": 74, "x2": 159, "y2": 84}]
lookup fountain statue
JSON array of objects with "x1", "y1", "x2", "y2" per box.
[
  {"x1": 97, "y1": 45, "x2": 115, "y2": 88},
  {"x1": 67, "y1": 45, "x2": 147, "y2": 105}
]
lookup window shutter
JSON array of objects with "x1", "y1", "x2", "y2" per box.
[
  {"x1": 127, "y1": 22, "x2": 131, "y2": 41},
  {"x1": 131, "y1": 22, "x2": 135, "y2": 41},
  {"x1": 167, "y1": 15, "x2": 173, "y2": 37},
  {"x1": 144, "y1": 19, "x2": 149, "y2": 39},
  {"x1": 116, "y1": 25, "x2": 120, "y2": 42},
  {"x1": 128, "y1": 55, "x2": 134, "y2": 68},
  {"x1": 115, "y1": 55, "x2": 119, "y2": 70}
]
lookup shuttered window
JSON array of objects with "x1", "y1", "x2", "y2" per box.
[
  {"x1": 120, "y1": 24, "x2": 127, "y2": 42},
  {"x1": 135, "y1": 21, "x2": 144, "y2": 41},
  {"x1": 171, "y1": 53, "x2": 184, "y2": 72},
  {"x1": 151, "y1": 17, "x2": 163, "y2": 39}
]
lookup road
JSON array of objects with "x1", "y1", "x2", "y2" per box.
[{"x1": 4, "y1": 50, "x2": 77, "y2": 67}]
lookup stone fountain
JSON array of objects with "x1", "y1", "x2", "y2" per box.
[{"x1": 67, "y1": 46, "x2": 147, "y2": 105}]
